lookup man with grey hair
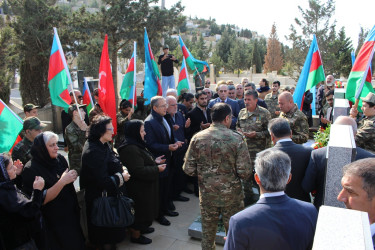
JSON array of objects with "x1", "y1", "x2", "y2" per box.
[
  {"x1": 144, "y1": 96, "x2": 183, "y2": 226},
  {"x1": 268, "y1": 118, "x2": 312, "y2": 202},
  {"x1": 224, "y1": 149, "x2": 318, "y2": 250},
  {"x1": 302, "y1": 116, "x2": 375, "y2": 209},
  {"x1": 337, "y1": 158, "x2": 375, "y2": 246},
  {"x1": 166, "y1": 88, "x2": 178, "y2": 99}
]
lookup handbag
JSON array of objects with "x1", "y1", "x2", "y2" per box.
[{"x1": 91, "y1": 177, "x2": 135, "y2": 228}]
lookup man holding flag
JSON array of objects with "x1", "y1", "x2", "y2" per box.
[{"x1": 158, "y1": 45, "x2": 179, "y2": 97}]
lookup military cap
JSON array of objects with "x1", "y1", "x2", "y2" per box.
[
  {"x1": 68, "y1": 104, "x2": 86, "y2": 117},
  {"x1": 24, "y1": 103, "x2": 40, "y2": 113},
  {"x1": 23, "y1": 117, "x2": 46, "y2": 130},
  {"x1": 361, "y1": 92, "x2": 375, "y2": 105}
]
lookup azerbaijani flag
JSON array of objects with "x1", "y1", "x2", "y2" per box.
[
  {"x1": 0, "y1": 99, "x2": 23, "y2": 153},
  {"x1": 82, "y1": 78, "x2": 94, "y2": 112},
  {"x1": 179, "y1": 35, "x2": 209, "y2": 74},
  {"x1": 48, "y1": 28, "x2": 72, "y2": 109},
  {"x1": 177, "y1": 57, "x2": 190, "y2": 95},
  {"x1": 120, "y1": 42, "x2": 137, "y2": 107},
  {"x1": 144, "y1": 28, "x2": 162, "y2": 105},
  {"x1": 293, "y1": 35, "x2": 325, "y2": 115},
  {"x1": 346, "y1": 25, "x2": 375, "y2": 109},
  {"x1": 351, "y1": 50, "x2": 356, "y2": 66},
  {"x1": 98, "y1": 34, "x2": 117, "y2": 135}
]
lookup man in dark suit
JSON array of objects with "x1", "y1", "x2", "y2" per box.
[
  {"x1": 336, "y1": 158, "x2": 375, "y2": 248},
  {"x1": 144, "y1": 96, "x2": 183, "y2": 226},
  {"x1": 224, "y1": 149, "x2": 318, "y2": 250},
  {"x1": 208, "y1": 84, "x2": 239, "y2": 129},
  {"x1": 186, "y1": 91, "x2": 212, "y2": 141},
  {"x1": 302, "y1": 116, "x2": 375, "y2": 209},
  {"x1": 238, "y1": 82, "x2": 268, "y2": 110},
  {"x1": 268, "y1": 118, "x2": 312, "y2": 202}
]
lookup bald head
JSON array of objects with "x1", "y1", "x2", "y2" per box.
[
  {"x1": 334, "y1": 116, "x2": 357, "y2": 135},
  {"x1": 278, "y1": 92, "x2": 295, "y2": 113}
]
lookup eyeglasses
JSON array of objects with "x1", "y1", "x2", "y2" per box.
[
  {"x1": 204, "y1": 92, "x2": 210, "y2": 94},
  {"x1": 158, "y1": 104, "x2": 168, "y2": 108}
]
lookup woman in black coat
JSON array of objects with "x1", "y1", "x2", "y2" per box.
[
  {"x1": 80, "y1": 115, "x2": 130, "y2": 249},
  {"x1": 22, "y1": 132, "x2": 85, "y2": 250},
  {"x1": 0, "y1": 153, "x2": 45, "y2": 250},
  {"x1": 118, "y1": 120, "x2": 166, "y2": 245}
]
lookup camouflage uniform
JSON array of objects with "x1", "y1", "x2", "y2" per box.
[
  {"x1": 114, "y1": 111, "x2": 130, "y2": 148},
  {"x1": 65, "y1": 121, "x2": 86, "y2": 174},
  {"x1": 264, "y1": 92, "x2": 280, "y2": 119},
  {"x1": 12, "y1": 137, "x2": 33, "y2": 165},
  {"x1": 355, "y1": 115, "x2": 375, "y2": 153},
  {"x1": 183, "y1": 123, "x2": 251, "y2": 250},
  {"x1": 280, "y1": 104, "x2": 309, "y2": 144},
  {"x1": 236, "y1": 105, "x2": 271, "y2": 205}
]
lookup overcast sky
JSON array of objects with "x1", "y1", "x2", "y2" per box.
[{"x1": 163, "y1": 0, "x2": 375, "y2": 49}]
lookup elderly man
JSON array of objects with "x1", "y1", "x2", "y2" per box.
[
  {"x1": 12, "y1": 117, "x2": 46, "y2": 165},
  {"x1": 165, "y1": 96, "x2": 190, "y2": 202},
  {"x1": 208, "y1": 84, "x2": 240, "y2": 129},
  {"x1": 184, "y1": 103, "x2": 251, "y2": 250},
  {"x1": 224, "y1": 150, "x2": 318, "y2": 250},
  {"x1": 203, "y1": 88, "x2": 213, "y2": 100},
  {"x1": 278, "y1": 92, "x2": 309, "y2": 144},
  {"x1": 204, "y1": 79, "x2": 211, "y2": 89},
  {"x1": 302, "y1": 116, "x2": 375, "y2": 209},
  {"x1": 241, "y1": 77, "x2": 249, "y2": 86},
  {"x1": 264, "y1": 80, "x2": 281, "y2": 118},
  {"x1": 236, "y1": 90, "x2": 271, "y2": 205},
  {"x1": 350, "y1": 92, "x2": 375, "y2": 153},
  {"x1": 268, "y1": 118, "x2": 312, "y2": 202},
  {"x1": 144, "y1": 96, "x2": 183, "y2": 226},
  {"x1": 337, "y1": 158, "x2": 375, "y2": 246},
  {"x1": 317, "y1": 75, "x2": 335, "y2": 112}
]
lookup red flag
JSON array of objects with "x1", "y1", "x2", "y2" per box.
[{"x1": 98, "y1": 34, "x2": 117, "y2": 135}]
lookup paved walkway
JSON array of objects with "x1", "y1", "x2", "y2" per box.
[{"x1": 118, "y1": 191, "x2": 224, "y2": 250}]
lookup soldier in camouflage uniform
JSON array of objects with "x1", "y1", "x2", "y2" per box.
[
  {"x1": 278, "y1": 92, "x2": 309, "y2": 144},
  {"x1": 183, "y1": 103, "x2": 251, "y2": 250},
  {"x1": 264, "y1": 80, "x2": 281, "y2": 119},
  {"x1": 351, "y1": 93, "x2": 375, "y2": 153},
  {"x1": 12, "y1": 117, "x2": 46, "y2": 165},
  {"x1": 65, "y1": 104, "x2": 87, "y2": 174},
  {"x1": 114, "y1": 99, "x2": 133, "y2": 149},
  {"x1": 236, "y1": 90, "x2": 271, "y2": 206}
]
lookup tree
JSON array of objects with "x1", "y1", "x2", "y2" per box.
[
  {"x1": 9, "y1": 0, "x2": 66, "y2": 107},
  {"x1": 251, "y1": 39, "x2": 262, "y2": 73},
  {"x1": 286, "y1": 0, "x2": 336, "y2": 78},
  {"x1": 214, "y1": 30, "x2": 235, "y2": 65},
  {"x1": 228, "y1": 40, "x2": 247, "y2": 77},
  {"x1": 331, "y1": 27, "x2": 353, "y2": 77},
  {"x1": 263, "y1": 24, "x2": 283, "y2": 73}
]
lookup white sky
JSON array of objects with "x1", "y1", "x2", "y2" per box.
[{"x1": 164, "y1": 0, "x2": 375, "y2": 49}]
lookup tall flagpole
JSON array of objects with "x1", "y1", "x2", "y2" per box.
[{"x1": 132, "y1": 41, "x2": 137, "y2": 109}]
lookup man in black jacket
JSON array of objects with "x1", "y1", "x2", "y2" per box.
[
  {"x1": 158, "y1": 45, "x2": 179, "y2": 97},
  {"x1": 268, "y1": 118, "x2": 312, "y2": 202},
  {"x1": 186, "y1": 91, "x2": 211, "y2": 141}
]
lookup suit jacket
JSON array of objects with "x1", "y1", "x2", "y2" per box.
[
  {"x1": 208, "y1": 97, "x2": 240, "y2": 129},
  {"x1": 302, "y1": 146, "x2": 375, "y2": 209},
  {"x1": 224, "y1": 195, "x2": 318, "y2": 250},
  {"x1": 144, "y1": 110, "x2": 176, "y2": 177},
  {"x1": 238, "y1": 98, "x2": 268, "y2": 110},
  {"x1": 186, "y1": 106, "x2": 211, "y2": 140},
  {"x1": 272, "y1": 140, "x2": 312, "y2": 202}
]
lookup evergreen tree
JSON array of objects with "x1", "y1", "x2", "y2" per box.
[
  {"x1": 263, "y1": 24, "x2": 283, "y2": 73},
  {"x1": 332, "y1": 27, "x2": 353, "y2": 77},
  {"x1": 228, "y1": 40, "x2": 247, "y2": 77},
  {"x1": 251, "y1": 40, "x2": 262, "y2": 73}
]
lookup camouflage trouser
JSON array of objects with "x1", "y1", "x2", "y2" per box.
[
  {"x1": 242, "y1": 156, "x2": 256, "y2": 207},
  {"x1": 200, "y1": 201, "x2": 244, "y2": 250}
]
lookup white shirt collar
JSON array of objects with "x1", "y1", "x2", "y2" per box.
[
  {"x1": 276, "y1": 138, "x2": 292, "y2": 144},
  {"x1": 371, "y1": 223, "x2": 375, "y2": 236},
  {"x1": 260, "y1": 191, "x2": 285, "y2": 199}
]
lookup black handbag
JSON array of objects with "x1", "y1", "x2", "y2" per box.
[{"x1": 91, "y1": 177, "x2": 135, "y2": 228}]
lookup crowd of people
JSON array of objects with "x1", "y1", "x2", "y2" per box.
[{"x1": 1, "y1": 73, "x2": 375, "y2": 250}]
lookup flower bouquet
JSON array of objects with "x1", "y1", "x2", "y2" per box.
[{"x1": 312, "y1": 124, "x2": 331, "y2": 149}]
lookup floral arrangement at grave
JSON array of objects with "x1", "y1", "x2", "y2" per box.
[
  {"x1": 335, "y1": 80, "x2": 344, "y2": 88},
  {"x1": 312, "y1": 124, "x2": 331, "y2": 149}
]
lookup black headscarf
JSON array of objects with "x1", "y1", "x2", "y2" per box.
[
  {"x1": 30, "y1": 133, "x2": 59, "y2": 169},
  {"x1": 0, "y1": 154, "x2": 12, "y2": 189},
  {"x1": 118, "y1": 119, "x2": 145, "y2": 150}
]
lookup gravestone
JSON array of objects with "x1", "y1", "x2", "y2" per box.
[
  {"x1": 188, "y1": 216, "x2": 226, "y2": 245},
  {"x1": 324, "y1": 124, "x2": 356, "y2": 207},
  {"x1": 332, "y1": 98, "x2": 350, "y2": 123},
  {"x1": 334, "y1": 88, "x2": 345, "y2": 99},
  {"x1": 313, "y1": 206, "x2": 373, "y2": 250}
]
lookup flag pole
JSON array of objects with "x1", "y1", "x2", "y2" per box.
[
  {"x1": 132, "y1": 41, "x2": 137, "y2": 109},
  {"x1": 53, "y1": 27, "x2": 83, "y2": 121}
]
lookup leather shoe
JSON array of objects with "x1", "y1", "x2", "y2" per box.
[
  {"x1": 130, "y1": 235, "x2": 152, "y2": 244},
  {"x1": 168, "y1": 201, "x2": 176, "y2": 211},
  {"x1": 174, "y1": 195, "x2": 190, "y2": 202},
  {"x1": 141, "y1": 227, "x2": 155, "y2": 234},
  {"x1": 165, "y1": 210, "x2": 179, "y2": 217},
  {"x1": 157, "y1": 216, "x2": 171, "y2": 226},
  {"x1": 183, "y1": 187, "x2": 193, "y2": 194}
]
